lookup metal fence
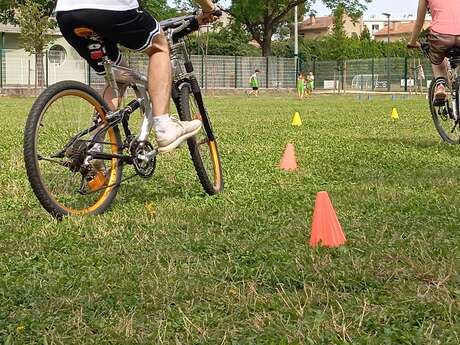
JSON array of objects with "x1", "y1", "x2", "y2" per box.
[
  {"x1": 0, "y1": 49, "x2": 297, "y2": 91},
  {"x1": 0, "y1": 48, "x2": 432, "y2": 93},
  {"x1": 300, "y1": 57, "x2": 433, "y2": 93}
]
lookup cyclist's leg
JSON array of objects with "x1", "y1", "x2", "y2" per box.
[
  {"x1": 427, "y1": 31, "x2": 453, "y2": 101},
  {"x1": 86, "y1": 7, "x2": 201, "y2": 152},
  {"x1": 143, "y1": 32, "x2": 171, "y2": 118},
  {"x1": 56, "y1": 10, "x2": 125, "y2": 111}
]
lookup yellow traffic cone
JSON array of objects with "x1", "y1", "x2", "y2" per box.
[
  {"x1": 292, "y1": 112, "x2": 302, "y2": 126},
  {"x1": 391, "y1": 107, "x2": 399, "y2": 121}
]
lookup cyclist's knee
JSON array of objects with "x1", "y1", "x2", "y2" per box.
[{"x1": 144, "y1": 31, "x2": 169, "y2": 56}]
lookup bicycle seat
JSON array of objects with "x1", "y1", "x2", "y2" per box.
[{"x1": 74, "y1": 27, "x2": 96, "y2": 39}]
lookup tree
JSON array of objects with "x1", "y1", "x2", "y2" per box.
[
  {"x1": 225, "y1": 0, "x2": 372, "y2": 57},
  {"x1": 16, "y1": 0, "x2": 55, "y2": 88},
  {"x1": 187, "y1": 22, "x2": 260, "y2": 56},
  {"x1": 140, "y1": 0, "x2": 179, "y2": 20},
  {"x1": 0, "y1": 0, "x2": 54, "y2": 24},
  {"x1": 360, "y1": 26, "x2": 371, "y2": 41},
  {"x1": 329, "y1": 4, "x2": 347, "y2": 61}
]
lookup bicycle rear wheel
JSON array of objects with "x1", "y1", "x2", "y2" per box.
[
  {"x1": 24, "y1": 81, "x2": 123, "y2": 218},
  {"x1": 429, "y1": 77, "x2": 460, "y2": 144},
  {"x1": 177, "y1": 82, "x2": 223, "y2": 195}
]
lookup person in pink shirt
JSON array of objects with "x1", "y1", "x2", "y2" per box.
[{"x1": 409, "y1": 0, "x2": 460, "y2": 103}]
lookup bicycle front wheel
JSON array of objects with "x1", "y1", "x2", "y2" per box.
[
  {"x1": 429, "y1": 77, "x2": 460, "y2": 144},
  {"x1": 177, "y1": 82, "x2": 224, "y2": 195},
  {"x1": 24, "y1": 81, "x2": 123, "y2": 218}
]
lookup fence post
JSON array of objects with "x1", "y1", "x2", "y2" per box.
[
  {"x1": 371, "y1": 58, "x2": 375, "y2": 91},
  {"x1": 201, "y1": 55, "x2": 204, "y2": 87},
  {"x1": 266, "y1": 56, "x2": 269, "y2": 88},
  {"x1": 45, "y1": 50, "x2": 49, "y2": 87},
  {"x1": 234, "y1": 55, "x2": 238, "y2": 88},
  {"x1": 277, "y1": 56, "x2": 280, "y2": 88},
  {"x1": 0, "y1": 33, "x2": 3, "y2": 89},
  {"x1": 404, "y1": 57, "x2": 408, "y2": 92},
  {"x1": 313, "y1": 60, "x2": 316, "y2": 89},
  {"x1": 0, "y1": 48, "x2": 2, "y2": 89}
]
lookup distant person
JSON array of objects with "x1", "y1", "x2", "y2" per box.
[
  {"x1": 305, "y1": 71, "x2": 315, "y2": 96},
  {"x1": 409, "y1": 0, "x2": 460, "y2": 104},
  {"x1": 297, "y1": 73, "x2": 305, "y2": 100},
  {"x1": 248, "y1": 69, "x2": 260, "y2": 97},
  {"x1": 416, "y1": 59, "x2": 426, "y2": 94}
]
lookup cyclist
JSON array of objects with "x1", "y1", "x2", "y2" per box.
[
  {"x1": 55, "y1": 0, "x2": 219, "y2": 153},
  {"x1": 408, "y1": 0, "x2": 460, "y2": 104}
]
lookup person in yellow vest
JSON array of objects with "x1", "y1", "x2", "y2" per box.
[
  {"x1": 248, "y1": 69, "x2": 260, "y2": 97},
  {"x1": 297, "y1": 73, "x2": 305, "y2": 100},
  {"x1": 305, "y1": 71, "x2": 315, "y2": 97}
]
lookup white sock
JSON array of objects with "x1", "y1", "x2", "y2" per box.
[{"x1": 153, "y1": 114, "x2": 171, "y2": 133}]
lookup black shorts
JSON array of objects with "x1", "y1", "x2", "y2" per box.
[
  {"x1": 252, "y1": 87, "x2": 259, "y2": 91},
  {"x1": 56, "y1": 8, "x2": 160, "y2": 75}
]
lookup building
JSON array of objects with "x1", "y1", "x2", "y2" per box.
[
  {"x1": 373, "y1": 20, "x2": 431, "y2": 42},
  {"x1": 0, "y1": 23, "x2": 86, "y2": 87},
  {"x1": 363, "y1": 16, "x2": 411, "y2": 39},
  {"x1": 299, "y1": 15, "x2": 363, "y2": 40}
]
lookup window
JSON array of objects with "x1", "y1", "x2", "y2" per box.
[
  {"x1": 48, "y1": 45, "x2": 67, "y2": 66},
  {"x1": 372, "y1": 24, "x2": 380, "y2": 32}
]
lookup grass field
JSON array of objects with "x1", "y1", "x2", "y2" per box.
[{"x1": 1, "y1": 93, "x2": 459, "y2": 344}]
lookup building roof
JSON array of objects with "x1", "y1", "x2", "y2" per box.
[
  {"x1": 373, "y1": 21, "x2": 430, "y2": 37},
  {"x1": 299, "y1": 16, "x2": 333, "y2": 32}
]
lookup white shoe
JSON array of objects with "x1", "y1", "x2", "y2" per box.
[{"x1": 156, "y1": 118, "x2": 202, "y2": 153}]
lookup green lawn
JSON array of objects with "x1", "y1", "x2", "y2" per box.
[{"x1": 0, "y1": 93, "x2": 459, "y2": 344}]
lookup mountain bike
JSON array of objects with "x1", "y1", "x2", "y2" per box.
[
  {"x1": 421, "y1": 43, "x2": 460, "y2": 144},
  {"x1": 24, "y1": 12, "x2": 224, "y2": 218}
]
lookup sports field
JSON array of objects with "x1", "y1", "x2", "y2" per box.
[{"x1": 1, "y1": 94, "x2": 459, "y2": 344}]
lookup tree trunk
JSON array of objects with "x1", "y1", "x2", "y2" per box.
[
  {"x1": 35, "y1": 52, "x2": 45, "y2": 88},
  {"x1": 261, "y1": 27, "x2": 274, "y2": 57}
]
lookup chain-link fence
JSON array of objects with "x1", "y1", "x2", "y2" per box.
[
  {"x1": 0, "y1": 49, "x2": 296, "y2": 92},
  {"x1": 300, "y1": 57, "x2": 433, "y2": 93},
  {"x1": 0, "y1": 48, "x2": 432, "y2": 94}
]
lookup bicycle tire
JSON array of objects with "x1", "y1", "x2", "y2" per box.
[
  {"x1": 177, "y1": 82, "x2": 224, "y2": 195},
  {"x1": 24, "y1": 81, "x2": 123, "y2": 218},
  {"x1": 429, "y1": 77, "x2": 460, "y2": 144}
]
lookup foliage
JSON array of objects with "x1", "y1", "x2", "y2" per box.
[
  {"x1": 16, "y1": 0, "x2": 55, "y2": 55},
  {"x1": 16, "y1": 0, "x2": 55, "y2": 87},
  {"x1": 0, "y1": 0, "x2": 54, "y2": 24},
  {"x1": 140, "y1": 0, "x2": 179, "y2": 20},
  {"x1": 225, "y1": 0, "x2": 371, "y2": 56},
  {"x1": 273, "y1": 35, "x2": 422, "y2": 61},
  {"x1": 360, "y1": 26, "x2": 371, "y2": 41},
  {"x1": 187, "y1": 22, "x2": 260, "y2": 56}
]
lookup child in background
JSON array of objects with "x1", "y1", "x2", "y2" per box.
[
  {"x1": 305, "y1": 71, "x2": 315, "y2": 97},
  {"x1": 297, "y1": 73, "x2": 305, "y2": 100},
  {"x1": 409, "y1": 0, "x2": 460, "y2": 104},
  {"x1": 248, "y1": 69, "x2": 260, "y2": 97}
]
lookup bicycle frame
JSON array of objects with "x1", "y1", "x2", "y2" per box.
[{"x1": 97, "y1": 15, "x2": 212, "y2": 147}]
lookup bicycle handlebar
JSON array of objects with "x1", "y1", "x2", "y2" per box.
[{"x1": 160, "y1": 8, "x2": 223, "y2": 41}]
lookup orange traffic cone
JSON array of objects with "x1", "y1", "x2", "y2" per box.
[
  {"x1": 279, "y1": 143, "x2": 298, "y2": 171},
  {"x1": 309, "y1": 191, "x2": 346, "y2": 248}
]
